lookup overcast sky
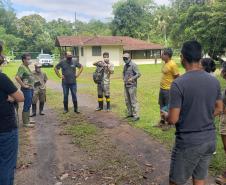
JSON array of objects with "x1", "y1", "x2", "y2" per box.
[{"x1": 11, "y1": 0, "x2": 170, "y2": 22}]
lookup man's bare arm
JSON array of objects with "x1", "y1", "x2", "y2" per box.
[
  {"x1": 168, "y1": 108, "x2": 181, "y2": 125},
  {"x1": 214, "y1": 100, "x2": 223, "y2": 117},
  {"x1": 54, "y1": 66, "x2": 62, "y2": 79},
  {"x1": 76, "y1": 65, "x2": 84, "y2": 78}
]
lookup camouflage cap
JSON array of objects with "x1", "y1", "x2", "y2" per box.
[
  {"x1": 123, "y1": 53, "x2": 130, "y2": 58},
  {"x1": 34, "y1": 62, "x2": 42, "y2": 67}
]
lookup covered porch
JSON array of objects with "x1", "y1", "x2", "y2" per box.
[{"x1": 124, "y1": 49, "x2": 163, "y2": 64}]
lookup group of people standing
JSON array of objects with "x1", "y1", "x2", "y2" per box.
[
  {"x1": 92, "y1": 52, "x2": 141, "y2": 121},
  {"x1": 15, "y1": 53, "x2": 48, "y2": 127},
  {"x1": 0, "y1": 39, "x2": 226, "y2": 185},
  {"x1": 53, "y1": 51, "x2": 141, "y2": 122},
  {"x1": 0, "y1": 44, "x2": 50, "y2": 184},
  {"x1": 158, "y1": 41, "x2": 226, "y2": 185}
]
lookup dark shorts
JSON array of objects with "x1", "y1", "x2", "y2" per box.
[
  {"x1": 169, "y1": 141, "x2": 215, "y2": 184},
  {"x1": 158, "y1": 88, "x2": 169, "y2": 109}
]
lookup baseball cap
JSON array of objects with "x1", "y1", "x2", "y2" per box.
[{"x1": 34, "y1": 62, "x2": 42, "y2": 67}]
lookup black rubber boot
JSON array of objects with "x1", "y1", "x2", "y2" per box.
[
  {"x1": 39, "y1": 102, "x2": 45, "y2": 115},
  {"x1": 73, "y1": 101, "x2": 80, "y2": 114},
  {"x1": 96, "y1": 96, "x2": 103, "y2": 111},
  {"x1": 63, "y1": 101, "x2": 68, "y2": 114},
  {"x1": 106, "y1": 102, "x2": 110, "y2": 111},
  {"x1": 96, "y1": 101, "x2": 103, "y2": 111},
  {"x1": 30, "y1": 104, "x2": 36, "y2": 117},
  {"x1": 106, "y1": 96, "x2": 110, "y2": 111}
]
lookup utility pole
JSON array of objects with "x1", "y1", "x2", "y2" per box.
[{"x1": 74, "y1": 12, "x2": 77, "y2": 36}]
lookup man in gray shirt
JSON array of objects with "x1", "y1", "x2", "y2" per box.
[
  {"x1": 123, "y1": 53, "x2": 141, "y2": 122},
  {"x1": 166, "y1": 41, "x2": 223, "y2": 185},
  {"x1": 54, "y1": 51, "x2": 83, "y2": 114}
]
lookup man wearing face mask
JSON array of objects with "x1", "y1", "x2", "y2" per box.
[
  {"x1": 123, "y1": 53, "x2": 141, "y2": 122},
  {"x1": 55, "y1": 51, "x2": 83, "y2": 114},
  {"x1": 15, "y1": 53, "x2": 35, "y2": 127},
  {"x1": 93, "y1": 52, "x2": 114, "y2": 111},
  {"x1": 30, "y1": 63, "x2": 48, "y2": 117}
]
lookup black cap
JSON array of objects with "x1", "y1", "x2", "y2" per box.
[{"x1": 163, "y1": 48, "x2": 173, "y2": 58}]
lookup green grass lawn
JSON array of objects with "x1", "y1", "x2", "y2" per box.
[
  {"x1": 2, "y1": 60, "x2": 226, "y2": 175},
  {"x1": 2, "y1": 62, "x2": 21, "y2": 79}
]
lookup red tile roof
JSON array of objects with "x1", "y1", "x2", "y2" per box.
[{"x1": 56, "y1": 36, "x2": 164, "y2": 50}]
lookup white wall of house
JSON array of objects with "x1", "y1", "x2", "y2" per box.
[
  {"x1": 132, "y1": 59, "x2": 162, "y2": 65},
  {"x1": 77, "y1": 45, "x2": 164, "y2": 67},
  {"x1": 78, "y1": 45, "x2": 123, "y2": 67}
]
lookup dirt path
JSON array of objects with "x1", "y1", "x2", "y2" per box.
[{"x1": 15, "y1": 80, "x2": 216, "y2": 185}]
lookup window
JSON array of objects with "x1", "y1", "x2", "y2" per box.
[
  {"x1": 132, "y1": 50, "x2": 146, "y2": 59},
  {"x1": 92, "y1": 46, "x2": 101, "y2": 56},
  {"x1": 81, "y1": 47, "x2": 84, "y2": 56},
  {"x1": 152, "y1": 50, "x2": 161, "y2": 58}
]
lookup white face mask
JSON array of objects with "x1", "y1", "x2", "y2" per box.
[
  {"x1": 28, "y1": 60, "x2": 32, "y2": 65},
  {"x1": 104, "y1": 57, "x2": 109, "y2": 63}
]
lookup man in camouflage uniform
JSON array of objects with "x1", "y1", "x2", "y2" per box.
[
  {"x1": 93, "y1": 52, "x2": 114, "y2": 111},
  {"x1": 123, "y1": 53, "x2": 141, "y2": 122},
  {"x1": 30, "y1": 63, "x2": 48, "y2": 117}
]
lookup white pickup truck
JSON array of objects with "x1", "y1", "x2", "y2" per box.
[{"x1": 37, "y1": 54, "x2": 53, "y2": 67}]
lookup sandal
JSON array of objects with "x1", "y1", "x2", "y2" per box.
[{"x1": 215, "y1": 175, "x2": 226, "y2": 185}]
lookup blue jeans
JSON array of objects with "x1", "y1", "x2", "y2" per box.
[
  {"x1": 0, "y1": 129, "x2": 18, "y2": 185},
  {"x1": 21, "y1": 88, "x2": 33, "y2": 112},
  {"x1": 62, "y1": 83, "x2": 77, "y2": 102}
]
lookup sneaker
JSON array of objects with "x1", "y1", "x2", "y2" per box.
[{"x1": 215, "y1": 175, "x2": 226, "y2": 185}]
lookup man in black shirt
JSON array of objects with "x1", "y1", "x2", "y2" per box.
[
  {"x1": 54, "y1": 51, "x2": 83, "y2": 113},
  {"x1": 0, "y1": 48, "x2": 24, "y2": 185}
]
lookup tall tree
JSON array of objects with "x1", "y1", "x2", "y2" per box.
[
  {"x1": 0, "y1": 26, "x2": 23, "y2": 53},
  {"x1": 16, "y1": 14, "x2": 46, "y2": 51},
  {"x1": 0, "y1": 0, "x2": 17, "y2": 35},
  {"x1": 111, "y1": 0, "x2": 149, "y2": 39},
  {"x1": 46, "y1": 18, "x2": 74, "y2": 40},
  {"x1": 169, "y1": 0, "x2": 226, "y2": 60}
]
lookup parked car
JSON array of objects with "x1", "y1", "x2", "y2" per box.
[{"x1": 37, "y1": 54, "x2": 53, "y2": 67}]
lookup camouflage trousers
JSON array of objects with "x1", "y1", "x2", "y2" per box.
[
  {"x1": 97, "y1": 83, "x2": 110, "y2": 97},
  {"x1": 124, "y1": 86, "x2": 139, "y2": 118},
  {"x1": 32, "y1": 89, "x2": 46, "y2": 104},
  {"x1": 220, "y1": 114, "x2": 226, "y2": 135}
]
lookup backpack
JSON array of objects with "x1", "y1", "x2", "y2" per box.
[{"x1": 93, "y1": 66, "x2": 104, "y2": 84}]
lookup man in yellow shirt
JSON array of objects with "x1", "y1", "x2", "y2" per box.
[{"x1": 158, "y1": 48, "x2": 179, "y2": 126}]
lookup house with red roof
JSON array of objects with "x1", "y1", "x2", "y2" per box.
[{"x1": 55, "y1": 36, "x2": 164, "y2": 67}]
